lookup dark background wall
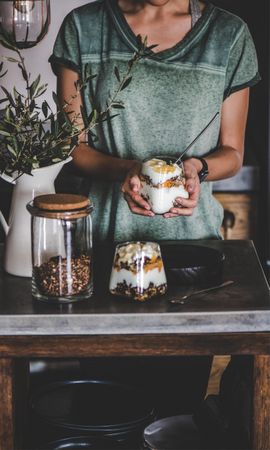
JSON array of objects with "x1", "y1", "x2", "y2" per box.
[{"x1": 211, "y1": 0, "x2": 270, "y2": 276}]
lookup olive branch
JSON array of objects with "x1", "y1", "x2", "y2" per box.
[{"x1": 0, "y1": 31, "x2": 153, "y2": 178}]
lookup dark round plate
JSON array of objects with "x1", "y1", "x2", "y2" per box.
[
  {"x1": 38, "y1": 435, "x2": 118, "y2": 450},
  {"x1": 31, "y1": 379, "x2": 155, "y2": 432},
  {"x1": 161, "y1": 244, "x2": 225, "y2": 286}
]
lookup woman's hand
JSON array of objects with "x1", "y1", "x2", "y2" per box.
[
  {"x1": 121, "y1": 162, "x2": 155, "y2": 217},
  {"x1": 164, "y1": 159, "x2": 201, "y2": 218}
]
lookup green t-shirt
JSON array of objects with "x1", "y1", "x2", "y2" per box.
[{"x1": 50, "y1": 0, "x2": 260, "y2": 242}]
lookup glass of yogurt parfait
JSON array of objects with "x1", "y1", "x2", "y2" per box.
[
  {"x1": 109, "y1": 241, "x2": 167, "y2": 301},
  {"x1": 139, "y1": 156, "x2": 189, "y2": 214}
]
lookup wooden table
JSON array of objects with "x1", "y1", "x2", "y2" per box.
[{"x1": 0, "y1": 240, "x2": 269, "y2": 450}]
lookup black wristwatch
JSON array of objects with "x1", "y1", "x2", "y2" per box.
[{"x1": 195, "y1": 157, "x2": 209, "y2": 183}]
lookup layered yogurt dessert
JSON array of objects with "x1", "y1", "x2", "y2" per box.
[
  {"x1": 140, "y1": 157, "x2": 189, "y2": 214},
  {"x1": 109, "y1": 242, "x2": 167, "y2": 301}
]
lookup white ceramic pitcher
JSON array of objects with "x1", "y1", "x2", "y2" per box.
[{"x1": 0, "y1": 157, "x2": 72, "y2": 277}]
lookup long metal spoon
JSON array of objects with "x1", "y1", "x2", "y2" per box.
[
  {"x1": 175, "y1": 112, "x2": 220, "y2": 165},
  {"x1": 169, "y1": 280, "x2": 234, "y2": 305}
]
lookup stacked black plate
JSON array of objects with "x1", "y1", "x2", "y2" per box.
[
  {"x1": 38, "y1": 435, "x2": 119, "y2": 450},
  {"x1": 30, "y1": 379, "x2": 155, "y2": 449}
]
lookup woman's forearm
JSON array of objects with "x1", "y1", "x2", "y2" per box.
[
  {"x1": 188, "y1": 144, "x2": 243, "y2": 182},
  {"x1": 188, "y1": 88, "x2": 249, "y2": 182},
  {"x1": 71, "y1": 142, "x2": 139, "y2": 181}
]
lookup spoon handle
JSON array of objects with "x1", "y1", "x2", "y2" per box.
[
  {"x1": 170, "y1": 280, "x2": 234, "y2": 304},
  {"x1": 175, "y1": 112, "x2": 220, "y2": 165}
]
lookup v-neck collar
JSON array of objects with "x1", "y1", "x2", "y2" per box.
[{"x1": 106, "y1": 0, "x2": 215, "y2": 61}]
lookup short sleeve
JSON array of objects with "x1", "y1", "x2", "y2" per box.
[
  {"x1": 49, "y1": 11, "x2": 81, "y2": 76},
  {"x1": 224, "y1": 23, "x2": 260, "y2": 99}
]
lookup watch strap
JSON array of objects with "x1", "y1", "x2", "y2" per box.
[{"x1": 195, "y1": 157, "x2": 209, "y2": 183}]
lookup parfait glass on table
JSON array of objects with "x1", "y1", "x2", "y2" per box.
[{"x1": 109, "y1": 241, "x2": 167, "y2": 302}]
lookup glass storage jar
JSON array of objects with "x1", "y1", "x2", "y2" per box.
[{"x1": 27, "y1": 194, "x2": 93, "y2": 303}]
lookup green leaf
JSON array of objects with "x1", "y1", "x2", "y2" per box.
[
  {"x1": 120, "y1": 76, "x2": 132, "y2": 91},
  {"x1": 136, "y1": 34, "x2": 143, "y2": 46},
  {"x1": 70, "y1": 136, "x2": 78, "y2": 147},
  {"x1": 17, "y1": 63, "x2": 28, "y2": 83},
  {"x1": 52, "y1": 92, "x2": 60, "y2": 108},
  {"x1": 42, "y1": 101, "x2": 49, "y2": 118},
  {"x1": 13, "y1": 87, "x2": 24, "y2": 99},
  {"x1": 74, "y1": 80, "x2": 81, "y2": 90},
  {"x1": 114, "y1": 66, "x2": 120, "y2": 82},
  {"x1": 5, "y1": 106, "x2": 10, "y2": 120},
  {"x1": 84, "y1": 63, "x2": 91, "y2": 81},
  {"x1": 0, "y1": 37, "x2": 17, "y2": 52},
  {"x1": 1, "y1": 86, "x2": 16, "y2": 107},
  {"x1": 7, "y1": 144, "x2": 17, "y2": 157},
  {"x1": 80, "y1": 105, "x2": 88, "y2": 127},
  {"x1": 112, "y1": 103, "x2": 125, "y2": 109},
  {"x1": 62, "y1": 111, "x2": 73, "y2": 130},
  {"x1": 0, "y1": 130, "x2": 11, "y2": 136},
  {"x1": 108, "y1": 114, "x2": 119, "y2": 120},
  {"x1": 88, "y1": 109, "x2": 97, "y2": 124},
  {"x1": 86, "y1": 74, "x2": 97, "y2": 82},
  {"x1": 90, "y1": 133, "x2": 98, "y2": 143},
  {"x1": 6, "y1": 57, "x2": 19, "y2": 63},
  {"x1": 43, "y1": 130, "x2": 51, "y2": 140},
  {"x1": 29, "y1": 74, "x2": 41, "y2": 97},
  {"x1": 29, "y1": 99, "x2": 36, "y2": 113},
  {"x1": 35, "y1": 84, "x2": 48, "y2": 98},
  {"x1": 49, "y1": 114, "x2": 55, "y2": 135},
  {"x1": 54, "y1": 119, "x2": 59, "y2": 136},
  {"x1": 8, "y1": 108, "x2": 15, "y2": 121},
  {"x1": 35, "y1": 89, "x2": 47, "y2": 98},
  {"x1": 13, "y1": 87, "x2": 18, "y2": 100},
  {"x1": 58, "y1": 145, "x2": 71, "y2": 152},
  {"x1": 0, "y1": 69, "x2": 8, "y2": 79}
]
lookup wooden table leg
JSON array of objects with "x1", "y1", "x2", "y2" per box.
[
  {"x1": 0, "y1": 358, "x2": 15, "y2": 450},
  {"x1": 0, "y1": 358, "x2": 29, "y2": 450},
  {"x1": 253, "y1": 355, "x2": 270, "y2": 450},
  {"x1": 14, "y1": 359, "x2": 30, "y2": 450}
]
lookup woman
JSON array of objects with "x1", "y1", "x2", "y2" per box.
[
  {"x1": 50, "y1": 0, "x2": 259, "y2": 242},
  {"x1": 50, "y1": 0, "x2": 259, "y2": 419}
]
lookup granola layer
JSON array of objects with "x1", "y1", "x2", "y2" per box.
[{"x1": 110, "y1": 280, "x2": 167, "y2": 301}]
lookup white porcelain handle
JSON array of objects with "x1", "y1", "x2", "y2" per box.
[
  {"x1": 0, "y1": 172, "x2": 16, "y2": 184},
  {"x1": 0, "y1": 210, "x2": 9, "y2": 235}
]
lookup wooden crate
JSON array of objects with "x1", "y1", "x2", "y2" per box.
[
  {"x1": 207, "y1": 193, "x2": 258, "y2": 395},
  {"x1": 214, "y1": 192, "x2": 258, "y2": 240}
]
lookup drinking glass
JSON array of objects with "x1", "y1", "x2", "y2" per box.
[
  {"x1": 140, "y1": 155, "x2": 189, "y2": 214},
  {"x1": 109, "y1": 241, "x2": 167, "y2": 301}
]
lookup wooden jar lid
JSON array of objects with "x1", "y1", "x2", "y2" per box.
[
  {"x1": 34, "y1": 194, "x2": 91, "y2": 211},
  {"x1": 31, "y1": 194, "x2": 93, "y2": 219}
]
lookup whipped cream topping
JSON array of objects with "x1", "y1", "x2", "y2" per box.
[
  {"x1": 116, "y1": 242, "x2": 159, "y2": 266},
  {"x1": 141, "y1": 158, "x2": 183, "y2": 184}
]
